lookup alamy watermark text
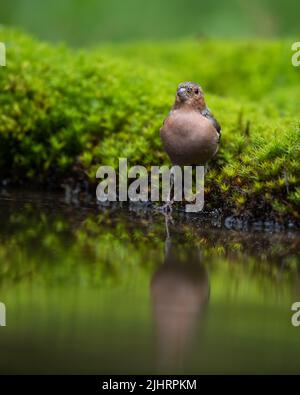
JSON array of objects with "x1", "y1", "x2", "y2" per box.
[
  {"x1": 291, "y1": 302, "x2": 300, "y2": 327},
  {"x1": 291, "y1": 42, "x2": 300, "y2": 67},
  {"x1": 0, "y1": 42, "x2": 6, "y2": 67},
  {"x1": 96, "y1": 158, "x2": 205, "y2": 212},
  {"x1": 0, "y1": 302, "x2": 6, "y2": 326}
]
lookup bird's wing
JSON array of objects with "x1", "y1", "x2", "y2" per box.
[{"x1": 201, "y1": 107, "x2": 221, "y2": 141}]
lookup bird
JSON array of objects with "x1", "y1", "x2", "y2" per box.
[
  {"x1": 161, "y1": 81, "x2": 221, "y2": 165},
  {"x1": 159, "y1": 81, "x2": 221, "y2": 211}
]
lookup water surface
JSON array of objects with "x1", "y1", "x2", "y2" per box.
[{"x1": 0, "y1": 191, "x2": 299, "y2": 374}]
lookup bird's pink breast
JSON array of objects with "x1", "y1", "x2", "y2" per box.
[{"x1": 160, "y1": 110, "x2": 219, "y2": 165}]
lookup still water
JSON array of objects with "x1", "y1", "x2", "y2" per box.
[{"x1": 0, "y1": 191, "x2": 299, "y2": 374}]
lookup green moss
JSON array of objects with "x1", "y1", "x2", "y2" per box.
[{"x1": 0, "y1": 28, "x2": 300, "y2": 219}]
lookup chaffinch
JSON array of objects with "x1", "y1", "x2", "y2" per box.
[{"x1": 160, "y1": 82, "x2": 221, "y2": 166}]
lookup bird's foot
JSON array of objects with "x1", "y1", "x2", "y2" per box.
[{"x1": 157, "y1": 201, "x2": 173, "y2": 213}]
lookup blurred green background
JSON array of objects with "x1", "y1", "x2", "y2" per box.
[{"x1": 0, "y1": 0, "x2": 299, "y2": 45}]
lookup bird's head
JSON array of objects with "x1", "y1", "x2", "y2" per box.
[{"x1": 174, "y1": 82, "x2": 206, "y2": 111}]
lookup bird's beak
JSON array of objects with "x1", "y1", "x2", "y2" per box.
[{"x1": 177, "y1": 87, "x2": 186, "y2": 98}]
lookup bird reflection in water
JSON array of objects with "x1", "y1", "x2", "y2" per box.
[{"x1": 151, "y1": 214, "x2": 210, "y2": 370}]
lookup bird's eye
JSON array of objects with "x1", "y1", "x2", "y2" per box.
[{"x1": 194, "y1": 88, "x2": 199, "y2": 95}]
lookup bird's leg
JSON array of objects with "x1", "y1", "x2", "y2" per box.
[
  {"x1": 158, "y1": 172, "x2": 174, "y2": 213},
  {"x1": 165, "y1": 212, "x2": 170, "y2": 239},
  {"x1": 164, "y1": 211, "x2": 174, "y2": 241},
  {"x1": 204, "y1": 164, "x2": 210, "y2": 175}
]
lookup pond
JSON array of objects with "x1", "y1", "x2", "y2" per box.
[{"x1": 0, "y1": 190, "x2": 299, "y2": 374}]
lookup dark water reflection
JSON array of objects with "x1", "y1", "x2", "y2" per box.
[
  {"x1": 151, "y1": 231, "x2": 209, "y2": 370},
  {"x1": 0, "y1": 191, "x2": 300, "y2": 374}
]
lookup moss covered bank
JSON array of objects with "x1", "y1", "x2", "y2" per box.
[{"x1": 0, "y1": 28, "x2": 299, "y2": 221}]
